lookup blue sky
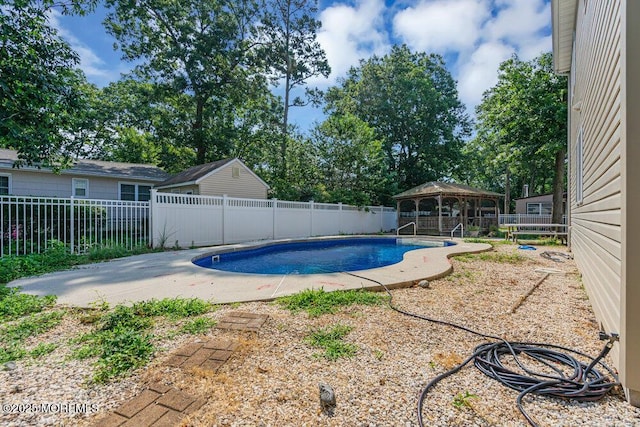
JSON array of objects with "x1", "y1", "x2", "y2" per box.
[{"x1": 53, "y1": 0, "x2": 552, "y2": 129}]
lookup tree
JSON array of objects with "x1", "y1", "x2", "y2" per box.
[
  {"x1": 258, "y1": 0, "x2": 330, "y2": 178},
  {"x1": 103, "y1": 0, "x2": 265, "y2": 164},
  {"x1": 325, "y1": 45, "x2": 470, "y2": 194},
  {"x1": 470, "y1": 53, "x2": 567, "y2": 220},
  {"x1": 0, "y1": 0, "x2": 93, "y2": 169},
  {"x1": 312, "y1": 113, "x2": 392, "y2": 206}
]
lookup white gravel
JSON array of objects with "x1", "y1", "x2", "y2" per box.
[{"x1": 1, "y1": 243, "x2": 639, "y2": 426}]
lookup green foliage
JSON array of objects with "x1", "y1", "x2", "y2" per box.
[
  {"x1": 462, "y1": 53, "x2": 567, "y2": 217},
  {"x1": 180, "y1": 317, "x2": 218, "y2": 335},
  {"x1": 131, "y1": 298, "x2": 213, "y2": 319},
  {"x1": 0, "y1": 311, "x2": 63, "y2": 363},
  {"x1": 305, "y1": 324, "x2": 357, "y2": 360},
  {"x1": 454, "y1": 252, "x2": 526, "y2": 264},
  {"x1": 453, "y1": 391, "x2": 478, "y2": 409},
  {"x1": 0, "y1": 0, "x2": 92, "y2": 168},
  {"x1": 71, "y1": 297, "x2": 213, "y2": 382},
  {"x1": 30, "y1": 342, "x2": 57, "y2": 358},
  {"x1": 0, "y1": 347, "x2": 26, "y2": 364},
  {"x1": 325, "y1": 45, "x2": 470, "y2": 202},
  {"x1": 0, "y1": 286, "x2": 56, "y2": 320},
  {"x1": 311, "y1": 113, "x2": 392, "y2": 206},
  {"x1": 92, "y1": 327, "x2": 154, "y2": 383},
  {"x1": 276, "y1": 288, "x2": 387, "y2": 317},
  {"x1": 0, "y1": 241, "x2": 154, "y2": 284},
  {"x1": 0, "y1": 311, "x2": 63, "y2": 343}
]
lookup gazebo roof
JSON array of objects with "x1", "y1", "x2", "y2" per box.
[{"x1": 393, "y1": 181, "x2": 502, "y2": 200}]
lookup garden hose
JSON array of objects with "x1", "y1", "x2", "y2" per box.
[{"x1": 344, "y1": 271, "x2": 620, "y2": 427}]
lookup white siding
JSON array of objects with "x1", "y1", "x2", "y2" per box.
[
  {"x1": 198, "y1": 160, "x2": 268, "y2": 199},
  {"x1": 6, "y1": 169, "x2": 158, "y2": 200},
  {"x1": 568, "y1": 0, "x2": 640, "y2": 403}
]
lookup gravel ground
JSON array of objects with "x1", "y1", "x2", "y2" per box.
[{"x1": 1, "y1": 242, "x2": 639, "y2": 426}]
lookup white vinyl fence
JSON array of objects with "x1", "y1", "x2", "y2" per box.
[
  {"x1": 150, "y1": 191, "x2": 397, "y2": 248},
  {"x1": 1, "y1": 192, "x2": 396, "y2": 256},
  {"x1": 0, "y1": 195, "x2": 150, "y2": 256}
]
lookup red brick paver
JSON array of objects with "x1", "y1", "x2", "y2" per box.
[
  {"x1": 93, "y1": 313, "x2": 268, "y2": 426},
  {"x1": 216, "y1": 311, "x2": 269, "y2": 331},
  {"x1": 93, "y1": 383, "x2": 203, "y2": 427}
]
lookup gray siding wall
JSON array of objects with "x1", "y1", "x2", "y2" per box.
[
  {"x1": 570, "y1": 0, "x2": 639, "y2": 403},
  {"x1": 3, "y1": 169, "x2": 155, "y2": 200},
  {"x1": 198, "y1": 160, "x2": 268, "y2": 199}
]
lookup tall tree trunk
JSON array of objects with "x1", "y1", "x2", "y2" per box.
[
  {"x1": 194, "y1": 97, "x2": 206, "y2": 164},
  {"x1": 504, "y1": 166, "x2": 511, "y2": 214},
  {"x1": 552, "y1": 148, "x2": 566, "y2": 223}
]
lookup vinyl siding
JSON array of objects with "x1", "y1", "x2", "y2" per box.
[
  {"x1": 4, "y1": 169, "x2": 157, "y2": 200},
  {"x1": 570, "y1": 0, "x2": 622, "y2": 366},
  {"x1": 197, "y1": 160, "x2": 268, "y2": 199},
  {"x1": 569, "y1": 0, "x2": 640, "y2": 403}
]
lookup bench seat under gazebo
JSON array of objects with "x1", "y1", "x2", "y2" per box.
[{"x1": 393, "y1": 181, "x2": 502, "y2": 236}]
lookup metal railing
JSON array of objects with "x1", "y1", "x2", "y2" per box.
[
  {"x1": 450, "y1": 223, "x2": 464, "y2": 238},
  {"x1": 396, "y1": 221, "x2": 416, "y2": 236},
  {"x1": 1, "y1": 195, "x2": 150, "y2": 256}
]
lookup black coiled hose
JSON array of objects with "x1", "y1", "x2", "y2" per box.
[{"x1": 345, "y1": 271, "x2": 620, "y2": 427}]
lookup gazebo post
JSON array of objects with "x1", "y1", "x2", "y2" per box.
[{"x1": 438, "y1": 194, "x2": 443, "y2": 234}]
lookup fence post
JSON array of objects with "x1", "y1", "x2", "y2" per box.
[
  {"x1": 70, "y1": 196, "x2": 75, "y2": 254},
  {"x1": 222, "y1": 194, "x2": 228, "y2": 244},
  {"x1": 338, "y1": 202, "x2": 343, "y2": 234},
  {"x1": 309, "y1": 200, "x2": 314, "y2": 237},
  {"x1": 149, "y1": 189, "x2": 157, "y2": 248},
  {"x1": 272, "y1": 199, "x2": 277, "y2": 240}
]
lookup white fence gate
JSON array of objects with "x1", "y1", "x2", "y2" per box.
[{"x1": 150, "y1": 191, "x2": 397, "y2": 248}]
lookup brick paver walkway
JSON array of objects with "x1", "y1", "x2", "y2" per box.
[
  {"x1": 217, "y1": 311, "x2": 269, "y2": 331},
  {"x1": 164, "y1": 338, "x2": 238, "y2": 373},
  {"x1": 93, "y1": 382, "x2": 205, "y2": 427},
  {"x1": 92, "y1": 312, "x2": 269, "y2": 426}
]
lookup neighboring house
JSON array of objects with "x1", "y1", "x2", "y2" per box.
[
  {"x1": 514, "y1": 193, "x2": 567, "y2": 216},
  {"x1": 155, "y1": 158, "x2": 269, "y2": 199},
  {"x1": 553, "y1": 0, "x2": 639, "y2": 407},
  {"x1": 0, "y1": 149, "x2": 169, "y2": 201}
]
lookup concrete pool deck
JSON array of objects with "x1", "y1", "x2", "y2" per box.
[{"x1": 8, "y1": 237, "x2": 492, "y2": 307}]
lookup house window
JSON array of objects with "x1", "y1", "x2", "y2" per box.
[
  {"x1": 232, "y1": 166, "x2": 240, "y2": 178},
  {"x1": 0, "y1": 174, "x2": 10, "y2": 195},
  {"x1": 72, "y1": 178, "x2": 88, "y2": 198},
  {"x1": 527, "y1": 202, "x2": 552, "y2": 215},
  {"x1": 576, "y1": 128, "x2": 584, "y2": 205},
  {"x1": 120, "y1": 183, "x2": 151, "y2": 201}
]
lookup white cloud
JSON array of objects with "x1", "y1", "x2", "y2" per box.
[
  {"x1": 393, "y1": 0, "x2": 491, "y2": 53},
  {"x1": 315, "y1": 0, "x2": 390, "y2": 84},
  {"x1": 49, "y1": 10, "x2": 124, "y2": 85},
  {"x1": 457, "y1": 41, "x2": 513, "y2": 108},
  {"x1": 390, "y1": 0, "x2": 552, "y2": 114},
  {"x1": 485, "y1": 0, "x2": 550, "y2": 46}
]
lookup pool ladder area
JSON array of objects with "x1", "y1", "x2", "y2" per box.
[
  {"x1": 450, "y1": 223, "x2": 464, "y2": 238},
  {"x1": 397, "y1": 222, "x2": 416, "y2": 236}
]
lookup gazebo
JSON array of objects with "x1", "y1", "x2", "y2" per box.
[{"x1": 393, "y1": 181, "x2": 502, "y2": 236}]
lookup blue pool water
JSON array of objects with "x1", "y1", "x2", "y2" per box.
[{"x1": 193, "y1": 238, "x2": 454, "y2": 274}]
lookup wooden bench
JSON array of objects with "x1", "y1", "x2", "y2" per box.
[{"x1": 506, "y1": 223, "x2": 568, "y2": 244}]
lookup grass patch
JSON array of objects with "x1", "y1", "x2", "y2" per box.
[
  {"x1": 453, "y1": 252, "x2": 526, "y2": 264},
  {"x1": 0, "y1": 286, "x2": 56, "y2": 320},
  {"x1": 30, "y1": 342, "x2": 57, "y2": 358},
  {"x1": 0, "y1": 240, "x2": 155, "y2": 285},
  {"x1": 276, "y1": 288, "x2": 387, "y2": 317},
  {"x1": 71, "y1": 297, "x2": 214, "y2": 383},
  {"x1": 453, "y1": 391, "x2": 478, "y2": 409},
  {"x1": 305, "y1": 324, "x2": 357, "y2": 360},
  {"x1": 0, "y1": 311, "x2": 63, "y2": 363},
  {"x1": 131, "y1": 298, "x2": 213, "y2": 319},
  {"x1": 180, "y1": 317, "x2": 218, "y2": 335}
]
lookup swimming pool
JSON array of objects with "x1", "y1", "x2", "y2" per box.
[{"x1": 193, "y1": 237, "x2": 455, "y2": 274}]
